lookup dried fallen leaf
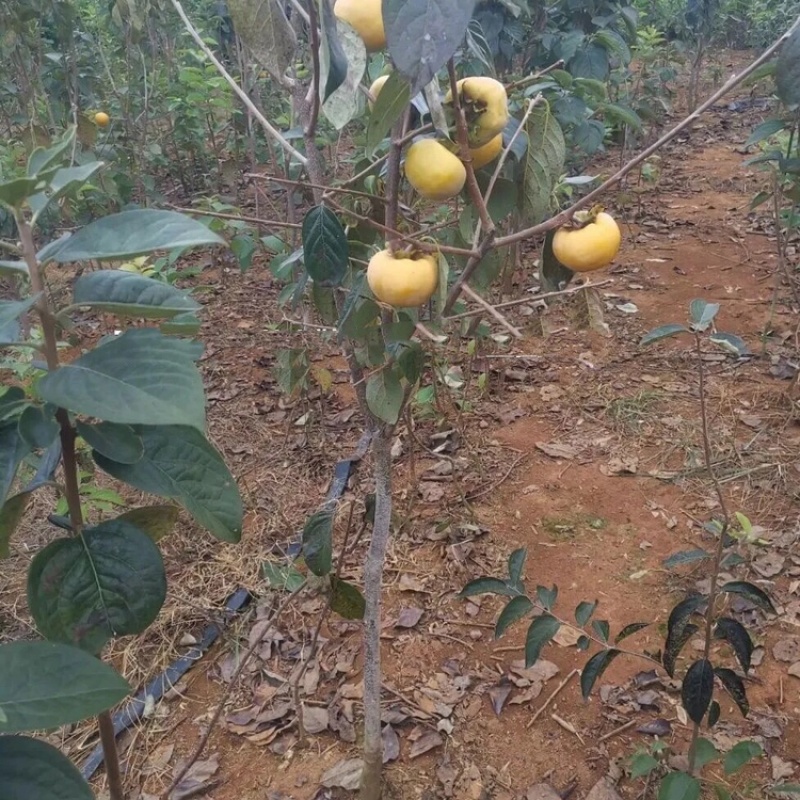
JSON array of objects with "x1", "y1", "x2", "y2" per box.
[
  {"x1": 553, "y1": 625, "x2": 582, "y2": 647},
  {"x1": 320, "y1": 758, "x2": 364, "y2": 790},
  {"x1": 585, "y1": 777, "x2": 623, "y2": 800},
  {"x1": 382, "y1": 724, "x2": 400, "y2": 763},
  {"x1": 535, "y1": 441, "x2": 578, "y2": 460},
  {"x1": 409, "y1": 730, "x2": 444, "y2": 759},
  {"x1": 524, "y1": 784, "x2": 562, "y2": 800},
  {"x1": 488, "y1": 682, "x2": 513, "y2": 715},
  {"x1": 600, "y1": 456, "x2": 638, "y2": 476},
  {"x1": 753, "y1": 552, "x2": 785, "y2": 578},
  {"x1": 772, "y1": 755, "x2": 796, "y2": 781},
  {"x1": 788, "y1": 662, "x2": 800, "y2": 678},
  {"x1": 399, "y1": 574, "x2": 428, "y2": 592},
  {"x1": 637, "y1": 718, "x2": 672, "y2": 737},
  {"x1": 396, "y1": 606, "x2": 424, "y2": 628},
  {"x1": 169, "y1": 755, "x2": 220, "y2": 800},
  {"x1": 301, "y1": 705, "x2": 328, "y2": 735},
  {"x1": 773, "y1": 637, "x2": 800, "y2": 663}
]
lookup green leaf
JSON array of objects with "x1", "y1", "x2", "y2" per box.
[
  {"x1": 0, "y1": 296, "x2": 40, "y2": 334},
  {"x1": 38, "y1": 329, "x2": 206, "y2": 432},
  {"x1": 745, "y1": 118, "x2": 788, "y2": 147},
  {"x1": 723, "y1": 741, "x2": 762, "y2": 775},
  {"x1": 41, "y1": 209, "x2": 226, "y2": 263},
  {"x1": 367, "y1": 72, "x2": 411, "y2": 155},
  {"x1": 664, "y1": 595, "x2": 706, "y2": 676},
  {"x1": 29, "y1": 162, "x2": 104, "y2": 224},
  {"x1": 0, "y1": 260, "x2": 29, "y2": 278},
  {"x1": 262, "y1": 561, "x2": 305, "y2": 592},
  {"x1": 502, "y1": 117, "x2": 529, "y2": 161},
  {"x1": 384, "y1": 0, "x2": 477, "y2": 95},
  {"x1": 536, "y1": 585, "x2": 557, "y2": 611},
  {"x1": 658, "y1": 772, "x2": 700, "y2": 800},
  {"x1": 71, "y1": 270, "x2": 200, "y2": 319},
  {"x1": 714, "y1": 617, "x2": 754, "y2": 674},
  {"x1": 227, "y1": 0, "x2": 297, "y2": 84},
  {"x1": 689, "y1": 299, "x2": 719, "y2": 331},
  {"x1": 0, "y1": 735, "x2": 93, "y2": 800},
  {"x1": 0, "y1": 177, "x2": 43, "y2": 211},
  {"x1": 714, "y1": 667, "x2": 749, "y2": 717},
  {"x1": 507, "y1": 548, "x2": 526, "y2": 586},
  {"x1": 330, "y1": 576, "x2": 366, "y2": 620},
  {"x1": 318, "y1": 0, "x2": 349, "y2": 102},
  {"x1": 629, "y1": 752, "x2": 659, "y2": 779},
  {"x1": 460, "y1": 577, "x2": 519, "y2": 597},
  {"x1": 301, "y1": 206, "x2": 349, "y2": 287},
  {"x1": 692, "y1": 738, "x2": 719, "y2": 768},
  {"x1": 708, "y1": 699, "x2": 721, "y2": 727},
  {"x1": 160, "y1": 312, "x2": 201, "y2": 335},
  {"x1": 770, "y1": 785, "x2": 800, "y2": 795},
  {"x1": 615, "y1": 621, "x2": 649, "y2": 643},
  {"x1": 776, "y1": 28, "x2": 800, "y2": 109},
  {"x1": 710, "y1": 333, "x2": 748, "y2": 356},
  {"x1": 366, "y1": 366, "x2": 404, "y2": 425},
  {"x1": 640, "y1": 323, "x2": 688, "y2": 346},
  {"x1": 0, "y1": 387, "x2": 29, "y2": 422},
  {"x1": 114, "y1": 505, "x2": 179, "y2": 542},
  {"x1": 600, "y1": 102, "x2": 641, "y2": 130},
  {"x1": 0, "y1": 422, "x2": 31, "y2": 505},
  {"x1": 522, "y1": 104, "x2": 566, "y2": 225},
  {"x1": 18, "y1": 405, "x2": 59, "y2": 450},
  {"x1": 580, "y1": 648, "x2": 620, "y2": 698},
  {"x1": 93, "y1": 424, "x2": 242, "y2": 543},
  {"x1": 575, "y1": 600, "x2": 597, "y2": 627},
  {"x1": 524, "y1": 613, "x2": 560, "y2": 667},
  {"x1": 321, "y1": 19, "x2": 367, "y2": 130},
  {"x1": 0, "y1": 641, "x2": 130, "y2": 732},
  {"x1": 719, "y1": 580, "x2": 776, "y2": 615},
  {"x1": 28, "y1": 520, "x2": 167, "y2": 653},
  {"x1": 682, "y1": 659, "x2": 714, "y2": 724},
  {"x1": 27, "y1": 128, "x2": 76, "y2": 176},
  {"x1": 76, "y1": 420, "x2": 143, "y2": 464},
  {"x1": 302, "y1": 509, "x2": 333, "y2": 577},
  {"x1": 663, "y1": 549, "x2": 711, "y2": 569},
  {"x1": 495, "y1": 595, "x2": 533, "y2": 638},
  {"x1": 0, "y1": 492, "x2": 31, "y2": 558},
  {"x1": 592, "y1": 620, "x2": 610, "y2": 642},
  {"x1": 540, "y1": 229, "x2": 574, "y2": 293},
  {"x1": 230, "y1": 234, "x2": 257, "y2": 272}
]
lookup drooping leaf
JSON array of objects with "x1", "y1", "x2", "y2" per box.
[
  {"x1": 227, "y1": 0, "x2": 296, "y2": 84},
  {"x1": 93, "y1": 424, "x2": 242, "y2": 543},
  {"x1": 723, "y1": 741, "x2": 762, "y2": 775},
  {"x1": 524, "y1": 613, "x2": 560, "y2": 667},
  {"x1": 0, "y1": 260, "x2": 29, "y2": 278},
  {"x1": 366, "y1": 72, "x2": 411, "y2": 155},
  {"x1": 460, "y1": 577, "x2": 519, "y2": 597},
  {"x1": 18, "y1": 404, "x2": 58, "y2": 450},
  {"x1": 40, "y1": 209, "x2": 225, "y2": 263},
  {"x1": 708, "y1": 699, "x2": 721, "y2": 727},
  {"x1": 710, "y1": 332, "x2": 749, "y2": 356},
  {"x1": 640, "y1": 323, "x2": 688, "y2": 346},
  {"x1": 580, "y1": 648, "x2": 621, "y2": 698},
  {"x1": 262, "y1": 561, "x2": 305, "y2": 592},
  {"x1": 366, "y1": 366, "x2": 404, "y2": 425},
  {"x1": 0, "y1": 641, "x2": 130, "y2": 733},
  {"x1": 302, "y1": 509, "x2": 333, "y2": 577},
  {"x1": 383, "y1": 0, "x2": 477, "y2": 96},
  {"x1": 322, "y1": 20, "x2": 367, "y2": 129},
  {"x1": 0, "y1": 422, "x2": 31, "y2": 505},
  {"x1": 714, "y1": 667, "x2": 750, "y2": 717},
  {"x1": 540, "y1": 230, "x2": 574, "y2": 293},
  {"x1": 592, "y1": 619, "x2": 610, "y2": 642},
  {"x1": 114, "y1": 505, "x2": 179, "y2": 542},
  {"x1": 575, "y1": 600, "x2": 597, "y2": 627},
  {"x1": 522, "y1": 104, "x2": 566, "y2": 225},
  {"x1": 28, "y1": 521, "x2": 167, "y2": 653},
  {"x1": 38, "y1": 329, "x2": 206, "y2": 432},
  {"x1": 501, "y1": 117, "x2": 529, "y2": 161},
  {"x1": 664, "y1": 623, "x2": 699, "y2": 678},
  {"x1": 776, "y1": 28, "x2": 800, "y2": 109},
  {"x1": 688, "y1": 299, "x2": 719, "y2": 331},
  {"x1": 658, "y1": 771, "x2": 700, "y2": 800},
  {"x1": 714, "y1": 617, "x2": 754, "y2": 673},
  {"x1": 663, "y1": 549, "x2": 711, "y2": 569},
  {"x1": 692, "y1": 738, "x2": 720, "y2": 769},
  {"x1": 75, "y1": 420, "x2": 143, "y2": 464},
  {"x1": 682, "y1": 659, "x2": 714, "y2": 724},
  {"x1": 29, "y1": 162, "x2": 104, "y2": 224},
  {"x1": 0, "y1": 296, "x2": 40, "y2": 334},
  {"x1": 71, "y1": 270, "x2": 200, "y2": 319},
  {"x1": 630, "y1": 752, "x2": 659, "y2": 779},
  {"x1": 663, "y1": 595, "x2": 706, "y2": 676},
  {"x1": 27, "y1": 128, "x2": 76, "y2": 177},
  {"x1": 495, "y1": 595, "x2": 533, "y2": 638},
  {"x1": 318, "y1": 0, "x2": 349, "y2": 102},
  {"x1": 719, "y1": 580, "x2": 776, "y2": 615},
  {"x1": 0, "y1": 492, "x2": 30, "y2": 558},
  {"x1": 745, "y1": 118, "x2": 788, "y2": 147},
  {"x1": 615, "y1": 621, "x2": 649, "y2": 643},
  {"x1": 507, "y1": 547, "x2": 526, "y2": 587},
  {"x1": 0, "y1": 735, "x2": 94, "y2": 800},
  {"x1": 536, "y1": 585, "x2": 557, "y2": 611},
  {"x1": 0, "y1": 177, "x2": 43, "y2": 210},
  {"x1": 330, "y1": 577, "x2": 366, "y2": 620},
  {"x1": 301, "y1": 206, "x2": 349, "y2": 287}
]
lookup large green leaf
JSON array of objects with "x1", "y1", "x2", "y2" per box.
[
  {"x1": 682, "y1": 659, "x2": 714, "y2": 724},
  {"x1": 524, "y1": 613, "x2": 560, "y2": 666},
  {"x1": 18, "y1": 404, "x2": 59, "y2": 450},
  {"x1": 71, "y1": 270, "x2": 201, "y2": 319},
  {"x1": 384, "y1": 0, "x2": 477, "y2": 95},
  {"x1": 366, "y1": 72, "x2": 411, "y2": 155},
  {"x1": 27, "y1": 128, "x2": 75, "y2": 177},
  {"x1": 75, "y1": 420, "x2": 143, "y2": 464},
  {"x1": 301, "y1": 206, "x2": 349, "y2": 287},
  {"x1": 0, "y1": 177, "x2": 43, "y2": 211},
  {"x1": 40, "y1": 209, "x2": 225, "y2": 263},
  {"x1": 0, "y1": 641, "x2": 130, "y2": 733},
  {"x1": 302, "y1": 509, "x2": 333, "y2": 577},
  {"x1": 366, "y1": 366, "x2": 404, "y2": 425},
  {"x1": 777, "y1": 28, "x2": 800, "y2": 109},
  {"x1": 580, "y1": 648, "x2": 620, "y2": 697},
  {"x1": 28, "y1": 520, "x2": 167, "y2": 653},
  {"x1": 0, "y1": 296, "x2": 40, "y2": 334},
  {"x1": 227, "y1": 0, "x2": 296, "y2": 84},
  {"x1": 0, "y1": 735, "x2": 93, "y2": 800},
  {"x1": 93, "y1": 424, "x2": 242, "y2": 543},
  {"x1": 37, "y1": 329, "x2": 206, "y2": 432},
  {"x1": 29, "y1": 162, "x2": 104, "y2": 224},
  {"x1": 322, "y1": 20, "x2": 367, "y2": 130},
  {"x1": 318, "y1": 0, "x2": 349, "y2": 102},
  {"x1": 658, "y1": 771, "x2": 700, "y2": 800},
  {"x1": 522, "y1": 105, "x2": 566, "y2": 225}
]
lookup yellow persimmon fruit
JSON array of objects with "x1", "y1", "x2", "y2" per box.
[
  {"x1": 367, "y1": 249, "x2": 438, "y2": 308},
  {"x1": 405, "y1": 139, "x2": 466, "y2": 201},
  {"x1": 334, "y1": 0, "x2": 386, "y2": 52},
  {"x1": 445, "y1": 76, "x2": 509, "y2": 148},
  {"x1": 368, "y1": 75, "x2": 389, "y2": 110},
  {"x1": 552, "y1": 212, "x2": 622, "y2": 272},
  {"x1": 94, "y1": 111, "x2": 110, "y2": 127},
  {"x1": 467, "y1": 133, "x2": 503, "y2": 170}
]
